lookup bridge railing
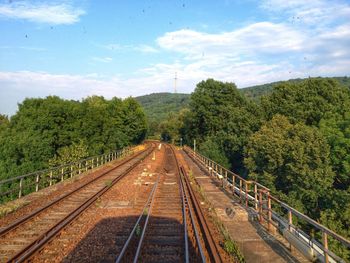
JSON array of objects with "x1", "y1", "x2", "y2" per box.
[
  {"x1": 0, "y1": 147, "x2": 132, "y2": 204},
  {"x1": 183, "y1": 146, "x2": 350, "y2": 263}
]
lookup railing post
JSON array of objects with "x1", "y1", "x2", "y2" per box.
[
  {"x1": 50, "y1": 171, "x2": 53, "y2": 186},
  {"x1": 232, "y1": 175, "x2": 235, "y2": 195},
  {"x1": 224, "y1": 170, "x2": 228, "y2": 189},
  {"x1": 85, "y1": 160, "x2": 88, "y2": 171},
  {"x1": 239, "y1": 179, "x2": 243, "y2": 203},
  {"x1": 245, "y1": 181, "x2": 249, "y2": 207},
  {"x1": 259, "y1": 190, "x2": 263, "y2": 223},
  {"x1": 78, "y1": 162, "x2": 82, "y2": 174},
  {"x1": 70, "y1": 165, "x2": 73, "y2": 178},
  {"x1": 61, "y1": 168, "x2": 64, "y2": 181},
  {"x1": 254, "y1": 184, "x2": 258, "y2": 211},
  {"x1": 288, "y1": 210, "x2": 293, "y2": 251},
  {"x1": 19, "y1": 178, "x2": 23, "y2": 198},
  {"x1": 35, "y1": 173, "x2": 40, "y2": 192},
  {"x1": 323, "y1": 231, "x2": 329, "y2": 263},
  {"x1": 267, "y1": 191, "x2": 272, "y2": 232}
]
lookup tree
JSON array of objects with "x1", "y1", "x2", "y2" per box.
[
  {"x1": 244, "y1": 115, "x2": 334, "y2": 216},
  {"x1": 262, "y1": 78, "x2": 350, "y2": 126},
  {"x1": 319, "y1": 113, "x2": 350, "y2": 189},
  {"x1": 49, "y1": 141, "x2": 89, "y2": 167},
  {"x1": 188, "y1": 79, "x2": 261, "y2": 173}
]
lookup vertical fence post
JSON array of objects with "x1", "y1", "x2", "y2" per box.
[
  {"x1": 224, "y1": 170, "x2": 228, "y2": 189},
  {"x1": 78, "y1": 162, "x2": 82, "y2": 174},
  {"x1": 70, "y1": 165, "x2": 73, "y2": 178},
  {"x1": 232, "y1": 175, "x2": 235, "y2": 195},
  {"x1": 61, "y1": 168, "x2": 64, "y2": 182},
  {"x1": 19, "y1": 178, "x2": 23, "y2": 198},
  {"x1": 85, "y1": 160, "x2": 88, "y2": 171},
  {"x1": 50, "y1": 171, "x2": 53, "y2": 186},
  {"x1": 239, "y1": 179, "x2": 243, "y2": 203},
  {"x1": 288, "y1": 210, "x2": 293, "y2": 251},
  {"x1": 254, "y1": 184, "x2": 258, "y2": 211},
  {"x1": 267, "y1": 191, "x2": 272, "y2": 232},
  {"x1": 259, "y1": 190, "x2": 263, "y2": 223},
  {"x1": 323, "y1": 231, "x2": 329, "y2": 263},
  {"x1": 245, "y1": 181, "x2": 249, "y2": 207},
  {"x1": 35, "y1": 173, "x2": 40, "y2": 192}
]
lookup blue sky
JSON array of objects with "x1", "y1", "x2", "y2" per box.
[{"x1": 0, "y1": 0, "x2": 350, "y2": 115}]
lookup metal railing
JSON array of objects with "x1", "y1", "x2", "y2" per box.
[
  {"x1": 184, "y1": 146, "x2": 350, "y2": 263},
  {"x1": 0, "y1": 147, "x2": 132, "y2": 204}
]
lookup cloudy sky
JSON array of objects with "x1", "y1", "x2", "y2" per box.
[{"x1": 0, "y1": 0, "x2": 349, "y2": 115}]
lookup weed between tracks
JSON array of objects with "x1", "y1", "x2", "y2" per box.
[
  {"x1": 135, "y1": 224, "x2": 142, "y2": 237},
  {"x1": 188, "y1": 169, "x2": 245, "y2": 263},
  {"x1": 105, "y1": 180, "x2": 113, "y2": 187}
]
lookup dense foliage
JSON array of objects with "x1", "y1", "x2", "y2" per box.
[
  {"x1": 135, "y1": 92, "x2": 189, "y2": 137},
  {"x1": 0, "y1": 96, "x2": 147, "y2": 181},
  {"x1": 240, "y1": 76, "x2": 350, "y2": 101},
  {"x1": 164, "y1": 77, "x2": 350, "y2": 260}
]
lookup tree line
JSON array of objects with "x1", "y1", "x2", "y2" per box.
[
  {"x1": 161, "y1": 78, "x2": 350, "y2": 259},
  {"x1": 0, "y1": 95, "x2": 147, "y2": 181}
]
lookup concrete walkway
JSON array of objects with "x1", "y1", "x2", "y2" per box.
[{"x1": 180, "y1": 150, "x2": 309, "y2": 263}]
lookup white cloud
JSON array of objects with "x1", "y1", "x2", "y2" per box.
[
  {"x1": 0, "y1": 1, "x2": 85, "y2": 25},
  {"x1": 91, "y1": 57, "x2": 113, "y2": 63},
  {"x1": 134, "y1": 44, "x2": 158, "y2": 53},
  {"x1": 157, "y1": 22, "x2": 305, "y2": 60}
]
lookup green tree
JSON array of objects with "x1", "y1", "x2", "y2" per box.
[
  {"x1": 319, "y1": 113, "x2": 350, "y2": 189},
  {"x1": 244, "y1": 115, "x2": 334, "y2": 216},
  {"x1": 49, "y1": 141, "x2": 89, "y2": 167},
  {"x1": 262, "y1": 78, "x2": 350, "y2": 126},
  {"x1": 121, "y1": 97, "x2": 148, "y2": 144},
  {"x1": 188, "y1": 79, "x2": 261, "y2": 173}
]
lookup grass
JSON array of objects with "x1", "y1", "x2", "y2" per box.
[
  {"x1": 135, "y1": 224, "x2": 142, "y2": 237},
  {"x1": 0, "y1": 200, "x2": 30, "y2": 218},
  {"x1": 105, "y1": 180, "x2": 113, "y2": 187}
]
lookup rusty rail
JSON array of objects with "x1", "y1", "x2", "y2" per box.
[
  {"x1": 184, "y1": 145, "x2": 350, "y2": 263},
  {"x1": 6, "y1": 145, "x2": 154, "y2": 262},
  {"x1": 171, "y1": 145, "x2": 222, "y2": 263},
  {"x1": 115, "y1": 175, "x2": 160, "y2": 263}
]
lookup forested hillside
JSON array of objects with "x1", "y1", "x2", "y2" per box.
[
  {"x1": 136, "y1": 77, "x2": 350, "y2": 138},
  {"x1": 0, "y1": 96, "x2": 147, "y2": 181},
  {"x1": 135, "y1": 93, "x2": 189, "y2": 137},
  {"x1": 240, "y1": 76, "x2": 350, "y2": 101},
  {"x1": 163, "y1": 77, "x2": 350, "y2": 259}
]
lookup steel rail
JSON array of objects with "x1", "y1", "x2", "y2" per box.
[
  {"x1": 178, "y1": 164, "x2": 223, "y2": 263},
  {"x1": 7, "y1": 145, "x2": 155, "y2": 263},
  {"x1": 0, "y1": 145, "x2": 152, "y2": 238},
  {"x1": 170, "y1": 145, "x2": 223, "y2": 262},
  {"x1": 169, "y1": 145, "x2": 193, "y2": 263},
  {"x1": 179, "y1": 165, "x2": 190, "y2": 263},
  {"x1": 179, "y1": 166, "x2": 205, "y2": 262},
  {"x1": 132, "y1": 176, "x2": 159, "y2": 263},
  {"x1": 115, "y1": 175, "x2": 159, "y2": 263}
]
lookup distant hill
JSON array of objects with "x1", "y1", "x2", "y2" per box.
[
  {"x1": 134, "y1": 93, "x2": 190, "y2": 135},
  {"x1": 240, "y1": 76, "x2": 350, "y2": 101},
  {"x1": 135, "y1": 77, "x2": 350, "y2": 135}
]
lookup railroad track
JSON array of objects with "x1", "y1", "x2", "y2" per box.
[
  {"x1": 115, "y1": 144, "x2": 222, "y2": 263},
  {"x1": 0, "y1": 144, "x2": 154, "y2": 263}
]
